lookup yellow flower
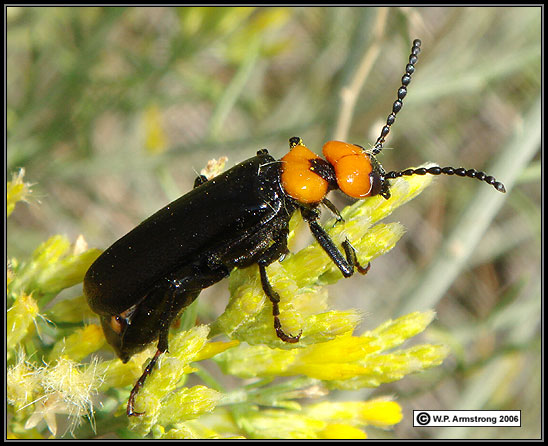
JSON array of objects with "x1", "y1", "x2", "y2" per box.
[
  {"x1": 7, "y1": 353, "x2": 41, "y2": 412},
  {"x1": 152, "y1": 420, "x2": 224, "y2": 439},
  {"x1": 7, "y1": 293, "x2": 39, "y2": 353},
  {"x1": 233, "y1": 407, "x2": 326, "y2": 439},
  {"x1": 48, "y1": 325, "x2": 105, "y2": 363},
  {"x1": 305, "y1": 398, "x2": 403, "y2": 429},
  {"x1": 230, "y1": 396, "x2": 402, "y2": 439},
  {"x1": 143, "y1": 105, "x2": 168, "y2": 155},
  {"x1": 7, "y1": 168, "x2": 32, "y2": 217},
  {"x1": 128, "y1": 326, "x2": 227, "y2": 435},
  {"x1": 193, "y1": 339, "x2": 240, "y2": 362},
  {"x1": 8, "y1": 355, "x2": 102, "y2": 437},
  {"x1": 97, "y1": 349, "x2": 156, "y2": 390},
  {"x1": 216, "y1": 310, "x2": 448, "y2": 386},
  {"x1": 319, "y1": 423, "x2": 367, "y2": 439},
  {"x1": 8, "y1": 235, "x2": 101, "y2": 302}
]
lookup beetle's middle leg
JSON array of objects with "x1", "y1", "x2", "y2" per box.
[{"x1": 257, "y1": 232, "x2": 302, "y2": 343}]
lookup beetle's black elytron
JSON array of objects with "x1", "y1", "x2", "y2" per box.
[{"x1": 84, "y1": 39, "x2": 505, "y2": 416}]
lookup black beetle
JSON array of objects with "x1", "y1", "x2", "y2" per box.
[
  {"x1": 84, "y1": 39, "x2": 505, "y2": 416},
  {"x1": 84, "y1": 148, "x2": 371, "y2": 416}
]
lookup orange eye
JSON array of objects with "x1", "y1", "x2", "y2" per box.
[
  {"x1": 323, "y1": 141, "x2": 374, "y2": 198},
  {"x1": 281, "y1": 140, "x2": 328, "y2": 204},
  {"x1": 110, "y1": 315, "x2": 126, "y2": 334}
]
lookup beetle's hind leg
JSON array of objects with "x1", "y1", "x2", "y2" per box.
[
  {"x1": 257, "y1": 232, "x2": 302, "y2": 343},
  {"x1": 127, "y1": 321, "x2": 171, "y2": 416}
]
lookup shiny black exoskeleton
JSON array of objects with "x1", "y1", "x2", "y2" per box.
[
  {"x1": 86, "y1": 153, "x2": 293, "y2": 359},
  {"x1": 84, "y1": 150, "x2": 367, "y2": 416}
]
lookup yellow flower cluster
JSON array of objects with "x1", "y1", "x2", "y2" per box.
[
  {"x1": 8, "y1": 234, "x2": 101, "y2": 304},
  {"x1": 228, "y1": 398, "x2": 402, "y2": 439},
  {"x1": 216, "y1": 311, "x2": 447, "y2": 386},
  {"x1": 126, "y1": 326, "x2": 231, "y2": 435},
  {"x1": 7, "y1": 166, "x2": 450, "y2": 439},
  {"x1": 8, "y1": 355, "x2": 101, "y2": 437}
]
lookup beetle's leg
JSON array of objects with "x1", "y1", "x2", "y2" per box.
[
  {"x1": 127, "y1": 346, "x2": 165, "y2": 417},
  {"x1": 258, "y1": 234, "x2": 301, "y2": 343},
  {"x1": 127, "y1": 284, "x2": 202, "y2": 417},
  {"x1": 257, "y1": 229, "x2": 290, "y2": 265},
  {"x1": 320, "y1": 203, "x2": 369, "y2": 272},
  {"x1": 341, "y1": 239, "x2": 371, "y2": 275},
  {"x1": 258, "y1": 263, "x2": 301, "y2": 343},
  {"x1": 301, "y1": 208, "x2": 370, "y2": 277},
  {"x1": 321, "y1": 197, "x2": 344, "y2": 225}
]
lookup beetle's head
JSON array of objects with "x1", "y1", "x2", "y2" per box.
[{"x1": 280, "y1": 138, "x2": 387, "y2": 204}]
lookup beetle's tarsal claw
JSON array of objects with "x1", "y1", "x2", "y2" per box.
[
  {"x1": 276, "y1": 326, "x2": 302, "y2": 343},
  {"x1": 358, "y1": 261, "x2": 371, "y2": 275}
]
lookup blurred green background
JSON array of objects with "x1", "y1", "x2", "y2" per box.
[{"x1": 7, "y1": 6, "x2": 541, "y2": 439}]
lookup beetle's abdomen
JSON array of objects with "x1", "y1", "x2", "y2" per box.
[{"x1": 85, "y1": 154, "x2": 290, "y2": 316}]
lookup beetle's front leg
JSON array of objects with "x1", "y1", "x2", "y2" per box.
[
  {"x1": 341, "y1": 239, "x2": 371, "y2": 275},
  {"x1": 301, "y1": 207, "x2": 370, "y2": 277}
]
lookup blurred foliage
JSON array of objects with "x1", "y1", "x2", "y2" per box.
[{"x1": 7, "y1": 6, "x2": 541, "y2": 439}]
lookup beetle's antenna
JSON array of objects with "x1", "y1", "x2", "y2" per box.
[
  {"x1": 384, "y1": 166, "x2": 506, "y2": 193},
  {"x1": 372, "y1": 39, "x2": 422, "y2": 156}
]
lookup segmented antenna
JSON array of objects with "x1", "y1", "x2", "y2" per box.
[
  {"x1": 384, "y1": 166, "x2": 506, "y2": 193},
  {"x1": 372, "y1": 39, "x2": 421, "y2": 155}
]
